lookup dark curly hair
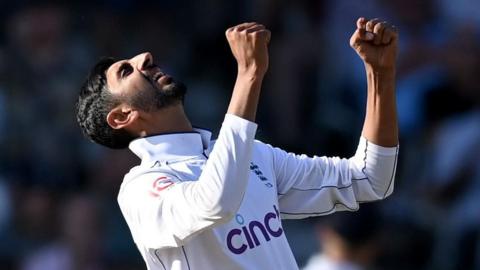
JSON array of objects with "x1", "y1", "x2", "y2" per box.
[{"x1": 76, "y1": 57, "x2": 136, "y2": 149}]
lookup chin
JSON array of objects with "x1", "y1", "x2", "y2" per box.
[
  {"x1": 161, "y1": 83, "x2": 176, "y2": 92},
  {"x1": 163, "y1": 80, "x2": 187, "y2": 96}
]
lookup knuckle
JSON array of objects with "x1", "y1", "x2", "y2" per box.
[
  {"x1": 377, "y1": 22, "x2": 386, "y2": 28},
  {"x1": 366, "y1": 22, "x2": 375, "y2": 30},
  {"x1": 368, "y1": 18, "x2": 381, "y2": 27}
]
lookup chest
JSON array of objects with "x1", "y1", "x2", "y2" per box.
[
  {"x1": 170, "y1": 157, "x2": 278, "y2": 207},
  {"x1": 167, "y1": 157, "x2": 285, "y2": 255}
]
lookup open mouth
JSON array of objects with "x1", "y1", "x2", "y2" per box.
[
  {"x1": 154, "y1": 72, "x2": 173, "y2": 85},
  {"x1": 144, "y1": 65, "x2": 173, "y2": 86},
  {"x1": 152, "y1": 72, "x2": 165, "y2": 82}
]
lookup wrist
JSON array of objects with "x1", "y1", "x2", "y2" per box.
[
  {"x1": 365, "y1": 64, "x2": 396, "y2": 96},
  {"x1": 237, "y1": 67, "x2": 266, "y2": 81},
  {"x1": 365, "y1": 64, "x2": 396, "y2": 76}
]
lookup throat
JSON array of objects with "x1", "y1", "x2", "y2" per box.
[{"x1": 139, "y1": 105, "x2": 193, "y2": 137}]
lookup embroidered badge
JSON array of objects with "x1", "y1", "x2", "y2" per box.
[{"x1": 149, "y1": 176, "x2": 174, "y2": 197}]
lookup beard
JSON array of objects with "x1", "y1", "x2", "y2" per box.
[{"x1": 126, "y1": 79, "x2": 187, "y2": 112}]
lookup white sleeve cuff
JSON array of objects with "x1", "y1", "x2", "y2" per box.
[
  {"x1": 223, "y1": 114, "x2": 258, "y2": 135},
  {"x1": 357, "y1": 136, "x2": 399, "y2": 156},
  {"x1": 351, "y1": 136, "x2": 399, "y2": 199}
]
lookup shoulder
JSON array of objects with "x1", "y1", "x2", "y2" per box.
[
  {"x1": 122, "y1": 164, "x2": 178, "y2": 187},
  {"x1": 253, "y1": 139, "x2": 276, "y2": 156},
  {"x1": 118, "y1": 165, "x2": 180, "y2": 208},
  {"x1": 253, "y1": 139, "x2": 294, "y2": 161},
  {"x1": 208, "y1": 138, "x2": 276, "y2": 157}
]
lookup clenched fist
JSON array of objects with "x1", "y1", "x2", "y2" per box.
[
  {"x1": 226, "y1": 22, "x2": 271, "y2": 75},
  {"x1": 350, "y1": 18, "x2": 398, "y2": 70}
]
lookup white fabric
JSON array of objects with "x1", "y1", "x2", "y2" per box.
[
  {"x1": 118, "y1": 114, "x2": 399, "y2": 270},
  {"x1": 302, "y1": 254, "x2": 363, "y2": 270}
]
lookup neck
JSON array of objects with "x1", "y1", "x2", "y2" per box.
[{"x1": 136, "y1": 105, "x2": 193, "y2": 137}]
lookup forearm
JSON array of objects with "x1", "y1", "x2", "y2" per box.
[
  {"x1": 175, "y1": 67, "x2": 264, "y2": 221},
  {"x1": 227, "y1": 69, "x2": 264, "y2": 122},
  {"x1": 361, "y1": 65, "x2": 398, "y2": 147}
]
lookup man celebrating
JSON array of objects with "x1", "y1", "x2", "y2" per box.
[{"x1": 76, "y1": 18, "x2": 399, "y2": 270}]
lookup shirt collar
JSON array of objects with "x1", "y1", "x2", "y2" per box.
[{"x1": 128, "y1": 128, "x2": 212, "y2": 163}]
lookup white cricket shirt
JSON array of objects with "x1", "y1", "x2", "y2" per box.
[{"x1": 118, "y1": 114, "x2": 399, "y2": 270}]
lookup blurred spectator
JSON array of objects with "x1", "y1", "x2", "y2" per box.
[
  {"x1": 20, "y1": 194, "x2": 106, "y2": 270},
  {"x1": 261, "y1": 1, "x2": 325, "y2": 152},
  {"x1": 377, "y1": 0, "x2": 450, "y2": 137},
  {"x1": 418, "y1": 26, "x2": 480, "y2": 270},
  {"x1": 437, "y1": 0, "x2": 480, "y2": 27},
  {"x1": 0, "y1": 177, "x2": 11, "y2": 231},
  {"x1": 302, "y1": 206, "x2": 382, "y2": 270},
  {"x1": 0, "y1": 187, "x2": 57, "y2": 269},
  {"x1": 2, "y1": 3, "x2": 93, "y2": 188},
  {"x1": 384, "y1": 18, "x2": 480, "y2": 270}
]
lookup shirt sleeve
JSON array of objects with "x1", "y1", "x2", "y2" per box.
[
  {"x1": 271, "y1": 137, "x2": 399, "y2": 219},
  {"x1": 118, "y1": 114, "x2": 257, "y2": 249}
]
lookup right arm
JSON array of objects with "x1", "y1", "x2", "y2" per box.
[
  {"x1": 120, "y1": 23, "x2": 271, "y2": 249},
  {"x1": 268, "y1": 18, "x2": 399, "y2": 218},
  {"x1": 226, "y1": 22, "x2": 270, "y2": 121}
]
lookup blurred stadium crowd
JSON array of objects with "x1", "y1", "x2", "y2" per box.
[{"x1": 0, "y1": 0, "x2": 479, "y2": 269}]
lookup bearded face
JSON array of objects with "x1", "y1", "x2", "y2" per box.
[{"x1": 105, "y1": 52, "x2": 187, "y2": 112}]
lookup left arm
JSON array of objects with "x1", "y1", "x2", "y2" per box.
[
  {"x1": 273, "y1": 18, "x2": 399, "y2": 218},
  {"x1": 351, "y1": 17, "x2": 399, "y2": 146},
  {"x1": 270, "y1": 138, "x2": 398, "y2": 219}
]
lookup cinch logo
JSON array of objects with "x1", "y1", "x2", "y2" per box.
[{"x1": 226, "y1": 205, "x2": 283, "y2": 255}]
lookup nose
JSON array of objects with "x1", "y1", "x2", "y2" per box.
[{"x1": 132, "y1": 52, "x2": 154, "y2": 71}]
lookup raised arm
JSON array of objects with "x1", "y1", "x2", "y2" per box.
[
  {"x1": 175, "y1": 22, "x2": 271, "y2": 221},
  {"x1": 272, "y1": 18, "x2": 399, "y2": 218},
  {"x1": 119, "y1": 23, "x2": 271, "y2": 248},
  {"x1": 226, "y1": 22, "x2": 271, "y2": 121},
  {"x1": 184, "y1": 22, "x2": 270, "y2": 219},
  {"x1": 350, "y1": 17, "x2": 399, "y2": 147}
]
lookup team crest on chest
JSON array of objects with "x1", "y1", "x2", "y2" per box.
[{"x1": 149, "y1": 176, "x2": 174, "y2": 197}]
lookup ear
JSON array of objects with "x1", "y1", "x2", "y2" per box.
[{"x1": 106, "y1": 105, "x2": 139, "y2": 130}]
